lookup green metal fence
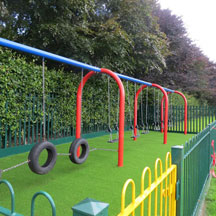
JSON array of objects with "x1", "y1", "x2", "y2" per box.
[
  {"x1": 0, "y1": 95, "x2": 111, "y2": 158},
  {"x1": 172, "y1": 120, "x2": 216, "y2": 216},
  {"x1": 137, "y1": 105, "x2": 216, "y2": 134},
  {"x1": 1, "y1": 99, "x2": 216, "y2": 159},
  {"x1": 170, "y1": 105, "x2": 216, "y2": 134}
]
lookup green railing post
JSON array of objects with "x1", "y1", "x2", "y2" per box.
[
  {"x1": 8, "y1": 128, "x2": 11, "y2": 147},
  {"x1": 209, "y1": 124, "x2": 212, "y2": 170},
  {"x1": 171, "y1": 145, "x2": 184, "y2": 216},
  {"x1": 14, "y1": 129, "x2": 17, "y2": 147},
  {"x1": 0, "y1": 180, "x2": 15, "y2": 214},
  {"x1": 18, "y1": 119, "x2": 21, "y2": 146},
  {"x1": 31, "y1": 191, "x2": 56, "y2": 216},
  {"x1": 32, "y1": 96, "x2": 35, "y2": 145},
  {"x1": 0, "y1": 119, "x2": 1, "y2": 148},
  {"x1": 0, "y1": 180, "x2": 23, "y2": 215},
  {"x1": 190, "y1": 106, "x2": 192, "y2": 133}
]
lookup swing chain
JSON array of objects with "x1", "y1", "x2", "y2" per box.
[
  {"x1": 0, "y1": 160, "x2": 30, "y2": 178},
  {"x1": 134, "y1": 83, "x2": 140, "y2": 137},
  {"x1": 168, "y1": 93, "x2": 173, "y2": 127},
  {"x1": 107, "y1": 77, "x2": 118, "y2": 143},
  {"x1": 81, "y1": 68, "x2": 84, "y2": 132},
  {"x1": 127, "y1": 81, "x2": 133, "y2": 129},
  {"x1": 156, "y1": 91, "x2": 160, "y2": 131},
  {"x1": 144, "y1": 87, "x2": 149, "y2": 134},
  {"x1": 140, "y1": 86, "x2": 144, "y2": 127}
]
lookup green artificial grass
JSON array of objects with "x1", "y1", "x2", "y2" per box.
[{"x1": 0, "y1": 131, "x2": 193, "y2": 216}]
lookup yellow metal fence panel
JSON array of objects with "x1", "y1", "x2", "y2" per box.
[{"x1": 118, "y1": 152, "x2": 177, "y2": 216}]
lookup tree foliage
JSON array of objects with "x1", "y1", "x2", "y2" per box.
[
  {"x1": 0, "y1": 0, "x2": 216, "y2": 107},
  {"x1": 152, "y1": 8, "x2": 216, "y2": 104},
  {"x1": 0, "y1": 0, "x2": 169, "y2": 75}
]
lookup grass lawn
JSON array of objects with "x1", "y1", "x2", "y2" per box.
[
  {"x1": 0, "y1": 131, "x2": 193, "y2": 215},
  {"x1": 205, "y1": 168, "x2": 216, "y2": 216}
]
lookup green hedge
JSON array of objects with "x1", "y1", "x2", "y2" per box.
[{"x1": 0, "y1": 47, "x2": 203, "y2": 135}]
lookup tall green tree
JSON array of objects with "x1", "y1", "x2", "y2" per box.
[
  {"x1": 0, "y1": 0, "x2": 132, "y2": 72},
  {"x1": 95, "y1": 0, "x2": 169, "y2": 77},
  {"x1": 153, "y1": 8, "x2": 216, "y2": 105},
  {"x1": 0, "y1": 0, "x2": 169, "y2": 76}
]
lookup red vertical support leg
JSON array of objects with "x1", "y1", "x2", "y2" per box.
[
  {"x1": 76, "y1": 71, "x2": 96, "y2": 139},
  {"x1": 174, "y1": 91, "x2": 188, "y2": 135},
  {"x1": 101, "y1": 68, "x2": 125, "y2": 166},
  {"x1": 161, "y1": 92, "x2": 171, "y2": 133},
  {"x1": 133, "y1": 85, "x2": 147, "y2": 141},
  {"x1": 76, "y1": 69, "x2": 125, "y2": 167},
  {"x1": 76, "y1": 71, "x2": 96, "y2": 156},
  {"x1": 152, "y1": 84, "x2": 168, "y2": 144}
]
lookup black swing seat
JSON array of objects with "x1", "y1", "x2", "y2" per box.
[
  {"x1": 107, "y1": 127, "x2": 112, "y2": 133},
  {"x1": 107, "y1": 138, "x2": 118, "y2": 143},
  {"x1": 131, "y1": 135, "x2": 140, "y2": 138},
  {"x1": 114, "y1": 124, "x2": 119, "y2": 131}
]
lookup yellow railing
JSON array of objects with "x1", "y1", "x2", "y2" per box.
[{"x1": 118, "y1": 152, "x2": 177, "y2": 216}]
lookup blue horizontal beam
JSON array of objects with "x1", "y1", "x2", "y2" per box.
[
  {"x1": 115, "y1": 73, "x2": 152, "y2": 86},
  {"x1": 0, "y1": 38, "x2": 101, "y2": 72},
  {"x1": 163, "y1": 88, "x2": 175, "y2": 93},
  {"x1": 116, "y1": 73, "x2": 175, "y2": 93},
  {"x1": 0, "y1": 37, "x2": 175, "y2": 93}
]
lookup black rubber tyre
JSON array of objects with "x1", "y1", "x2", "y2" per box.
[
  {"x1": 69, "y1": 138, "x2": 89, "y2": 164},
  {"x1": 28, "y1": 141, "x2": 57, "y2": 175}
]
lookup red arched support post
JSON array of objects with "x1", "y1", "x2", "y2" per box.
[
  {"x1": 161, "y1": 91, "x2": 187, "y2": 135},
  {"x1": 76, "y1": 68, "x2": 125, "y2": 167},
  {"x1": 174, "y1": 91, "x2": 187, "y2": 135},
  {"x1": 161, "y1": 92, "x2": 171, "y2": 133},
  {"x1": 133, "y1": 83, "x2": 168, "y2": 144},
  {"x1": 152, "y1": 84, "x2": 168, "y2": 144},
  {"x1": 133, "y1": 85, "x2": 147, "y2": 140}
]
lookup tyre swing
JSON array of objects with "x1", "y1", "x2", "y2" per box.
[
  {"x1": 68, "y1": 138, "x2": 89, "y2": 164},
  {"x1": 68, "y1": 68, "x2": 89, "y2": 164},
  {"x1": 28, "y1": 141, "x2": 57, "y2": 175},
  {"x1": 28, "y1": 68, "x2": 89, "y2": 175},
  {"x1": 107, "y1": 77, "x2": 119, "y2": 143},
  {"x1": 28, "y1": 58, "x2": 58, "y2": 175}
]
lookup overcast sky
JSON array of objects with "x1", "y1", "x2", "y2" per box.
[{"x1": 158, "y1": 0, "x2": 216, "y2": 62}]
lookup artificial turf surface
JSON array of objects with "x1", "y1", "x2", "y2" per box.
[{"x1": 0, "y1": 131, "x2": 194, "y2": 215}]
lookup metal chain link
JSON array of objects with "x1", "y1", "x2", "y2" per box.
[
  {"x1": 90, "y1": 148, "x2": 117, "y2": 152},
  {"x1": 0, "y1": 160, "x2": 30, "y2": 177}
]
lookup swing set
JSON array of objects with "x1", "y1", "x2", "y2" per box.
[
  {"x1": 107, "y1": 77, "x2": 120, "y2": 143},
  {"x1": 0, "y1": 37, "x2": 187, "y2": 175}
]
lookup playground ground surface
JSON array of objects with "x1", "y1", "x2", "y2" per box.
[
  {"x1": 0, "y1": 131, "x2": 194, "y2": 215},
  {"x1": 205, "y1": 169, "x2": 216, "y2": 216}
]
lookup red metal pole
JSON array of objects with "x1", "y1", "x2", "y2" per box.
[
  {"x1": 152, "y1": 84, "x2": 168, "y2": 144},
  {"x1": 76, "y1": 69, "x2": 125, "y2": 167},
  {"x1": 76, "y1": 71, "x2": 96, "y2": 139},
  {"x1": 174, "y1": 91, "x2": 188, "y2": 135},
  {"x1": 161, "y1": 92, "x2": 171, "y2": 133},
  {"x1": 133, "y1": 85, "x2": 147, "y2": 140}
]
